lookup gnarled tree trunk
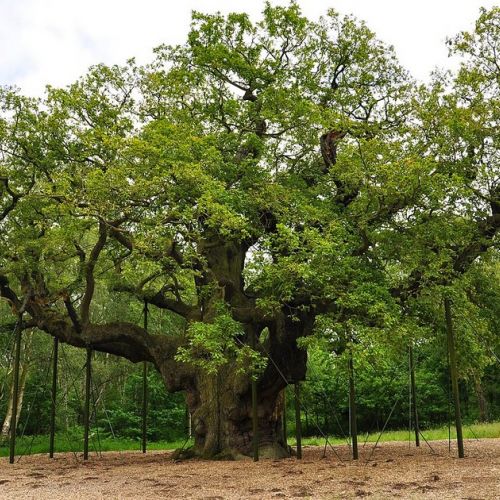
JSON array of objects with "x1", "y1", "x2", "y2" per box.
[
  {"x1": 186, "y1": 367, "x2": 287, "y2": 459},
  {"x1": 176, "y1": 315, "x2": 310, "y2": 459}
]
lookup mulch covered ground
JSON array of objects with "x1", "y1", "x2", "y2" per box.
[{"x1": 0, "y1": 439, "x2": 498, "y2": 499}]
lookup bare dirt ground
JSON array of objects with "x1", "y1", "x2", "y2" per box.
[{"x1": 0, "y1": 439, "x2": 498, "y2": 499}]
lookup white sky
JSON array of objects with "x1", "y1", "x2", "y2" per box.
[{"x1": 0, "y1": 0, "x2": 497, "y2": 96}]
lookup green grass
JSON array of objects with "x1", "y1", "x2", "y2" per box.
[
  {"x1": 0, "y1": 430, "x2": 193, "y2": 458},
  {"x1": 295, "y1": 421, "x2": 500, "y2": 447},
  {"x1": 1, "y1": 422, "x2": 498, "y2": 458}
]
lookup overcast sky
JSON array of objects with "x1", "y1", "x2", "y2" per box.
[{"x1": 0, "y1": 0, "x2": 497, "y2": 96}]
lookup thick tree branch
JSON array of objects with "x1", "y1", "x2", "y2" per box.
[
  {"x1": 0, "y1": 274, "x2": 21, "y2": 311},
  {"x1": 148, "y1": 290, "x2": 202, "y2": 320},
  {"x1": 453, "y1": 212, "x2": 500, "y2": 274},
  {"x1": 63, "y1": 294, "x2": 82, "y2": 333},
  {"x1": 25, "y1": 297, "x2": 195, "y2": 392},
  {"x1": 109, "y1": 225, "x2": 133, "y2": 251},
  {"x1": 0, "y1": 175, "x2": 35, "y2": 221},
  {"x1": 113, "y1": 282, "x2": 201, "y2": 321},
  {"x1": 80, "y1": 221, "x2": 108, "y2": 325}
]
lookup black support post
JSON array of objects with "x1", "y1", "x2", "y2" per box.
[
  {"x1": 348, "y1": 350, "x2": 358, "y2": 460},
  {"x1": 49, "y1": 337, "x2": 59, "y2": 458},
  {"x1": 9, "y1": 314, "x2": 23, "y2": 464},
  {"x1": 251, "y1": 378, "x2": 259, "y2": 461},
  {"x1": 83, "y1": 347, "x2": 92, "y2": 461},
  {"x1": 409, "y1": 344, "x2": 420, "y2": 447},
  {"x1": 142, "y1": 300, "x2": 148, "y2": 454},
  {"x1": 282, "y1": 387, "x2": 288, "y2": 448},
  {"x1": 142, "y1": 361, "x2": 148, "y2": 453},
  {"x1": 444, "y1": 298, "x2": 464, "y2": 458},
  {"x1": 251, "y1": 330, "x2": 259, "y2": 462},
  {"x1": 294, "y1": 382, "x2": 302, "y2": 459}
]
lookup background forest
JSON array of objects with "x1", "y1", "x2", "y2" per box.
[{"x1": 1, "y1": 273, "x2": 499, "y2": 450}]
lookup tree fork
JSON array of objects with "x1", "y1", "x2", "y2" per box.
[
  {"x1": 409, "y1": 344, "x2": 420, "y2": 447},
  {"x1": 9, "y1": 314, "x2": 23, "y2": 464},
  {"x1": 49, "y1": 337, "x2": 59, "y2": 458},
  {"x1": 444, "y1": 297, "x2": 464, "y2": 458}
]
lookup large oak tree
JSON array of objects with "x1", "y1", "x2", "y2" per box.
[{"x1": 1, "y1": 4, "x2": 498, "y2": 458}]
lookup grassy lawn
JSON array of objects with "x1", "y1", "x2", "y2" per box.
[
  {"x1": 296, "y1": 421, "x2": 500, "y2": 447},
  {"x1": 1, "y1": 422, "x2": 498, "y2": 458},
  {"x1": 0, "y1": 430, "x2": 192, "y2": 458}
]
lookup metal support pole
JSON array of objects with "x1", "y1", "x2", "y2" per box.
[
  {"x1": 409, "y1": 344, "x2": 420, "y2": 447},
  {"x1": 282, "y1": 387, "x2": 288, "y2": 448},
  {"x1": 83, "y1": 347, "x2": 92, "y2": 461},
  {"x1": 294, "y1": 382, "x2": 302, "y2": 459},
  {"x1": 251, "y1": 378, "x2": 259, "y2": 461},
  {"x1": 251, "y1": 330, "x2": 259, "y2": 461},
  {"x1": 444, "y1": 297, "x2": 464, "y2": 458},
  {"x1": 142, "y1": 361, "x2": 148, "y2": 453},
  {"x1": 142, "y1": 300, "x2": 148, "y2": 454},
  {"x1": 348, "y1": 350, "x2": 358, "y2": 460},
  {"x1": 447, "y1": 353, "x2": 452, "y2": 453},
  {"x1": 49, "y1": 337, "x2": 59, "y2": 458},
  {"x1": 9, "y1": 314, "x2": 23, "y2": 464}
]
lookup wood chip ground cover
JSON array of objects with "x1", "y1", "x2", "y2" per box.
[{"x1": 0, "y1": 439, "x2": 498, "y2": 499}]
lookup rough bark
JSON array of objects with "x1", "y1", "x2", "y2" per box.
[
  {"x1": 1, "y1": 354, "x2": 29, "y2": 441},
  {"x1": 181, "y1": 313, "x2": 310, "y2": 459},
  {"x1": 474, "y1": 378, "x2": 488, "y2": 422}
]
